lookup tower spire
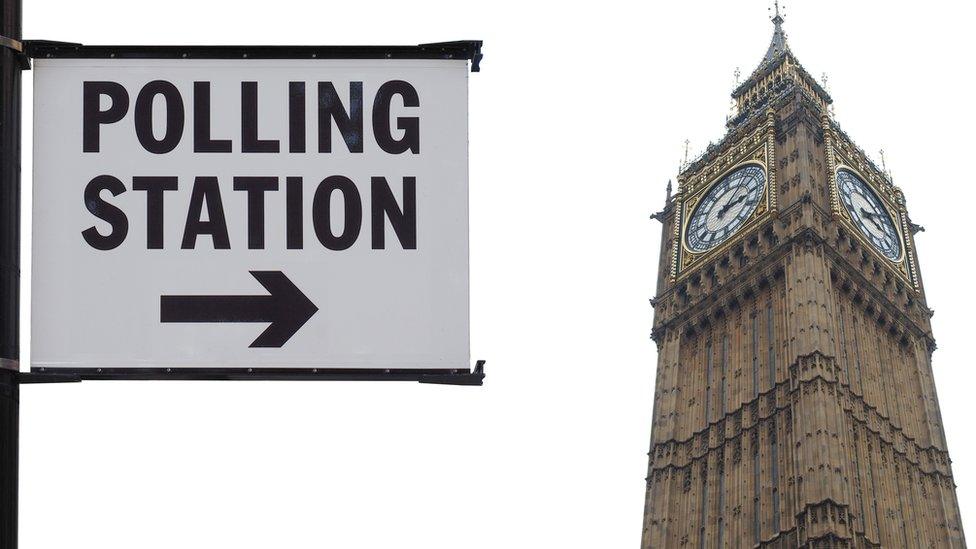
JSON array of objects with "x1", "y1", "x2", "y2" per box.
[{"x1": 763, "y1": 1, "x2": 789, "y2": 63}]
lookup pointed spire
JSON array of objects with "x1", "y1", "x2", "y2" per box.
[
  {"x1": 729, "y1": 2, "x2": 833, "y2": 126},
  {"x1": 763, "y1": 1, "x2": 790, "y2": 64}
]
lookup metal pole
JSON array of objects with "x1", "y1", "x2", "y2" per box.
[{"x1": 0, "y1": 0, "x2": 20, "y2": 542}]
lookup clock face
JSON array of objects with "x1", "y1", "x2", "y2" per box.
[
  {"x1": 836, "y1": 169, "x2": 901, "y2": 261},
  {"x1": 685, "y1": 164, "x2": 766, "y2": 253}
]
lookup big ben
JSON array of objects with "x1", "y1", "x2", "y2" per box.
[{"x1": 641, "y1": 6, "x2": 966, "y2": 548}]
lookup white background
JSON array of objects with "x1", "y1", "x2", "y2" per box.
[
  {"x1": 17, "y1": 1, "x2": 976, "y2": 547},
  {"x1": 32, "y1": 58, "x2": 469, "y2": 369}
]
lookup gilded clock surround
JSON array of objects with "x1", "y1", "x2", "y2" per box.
[
  {"x1": 833, "y1": 165, "x2": 903, "y2": 262},
  {"x1": 826, "y1": 126, "x2": 919, "y2": 288},
  {"x1": 672, "y1": 119, "x2": 777, "y2": 281},
  {"x1": 684, "y1": 162, "x2": 767, "y2": 253}
]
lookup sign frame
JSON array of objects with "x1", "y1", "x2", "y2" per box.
[{"x1": 25, "y1": 40, "x2": 485, "y2": 386}]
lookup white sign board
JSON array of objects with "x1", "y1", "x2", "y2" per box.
[{"x1": 31, "y1": 53, "x2": 471, "y2": 375}]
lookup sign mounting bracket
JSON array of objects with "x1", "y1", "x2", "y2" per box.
[
  {"x1": 419, "y1": 360, "x2": 485, "y2": 386},
  {"x1": 0, "y1": 34, "x2": 29, "y2": 68},
  {"x1": 17, "y1": 372, "x2": 81, "y2": 384}
]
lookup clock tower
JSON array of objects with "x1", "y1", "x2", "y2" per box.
[{"x1": 642, "y1": 8, "x2": 966, "y2": 548}]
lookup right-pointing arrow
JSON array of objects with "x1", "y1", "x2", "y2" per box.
[{"x1": 160, "y1": 271, "x2": 319, "y2": 348}]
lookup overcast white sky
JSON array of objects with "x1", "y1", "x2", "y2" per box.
[{"x1": 16, "y1": 1, "x2": 976, "y2": 547}]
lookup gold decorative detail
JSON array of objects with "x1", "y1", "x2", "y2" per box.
[
  {"x1": 822, "y1": 114, "x2": 840, "y2": 217},
  {"x1": 898, "y1": 209, "x2": 921, "y2": 290},
  {"x1": 765, "y1": 110, "x2": 778, "y2": 215},
  {"x1": 669, "y1": 188, "x2": 683, "y2": 282}
]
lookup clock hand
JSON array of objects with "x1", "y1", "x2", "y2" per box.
[
  {"x1": 860, "y1": 208, "x2": 884, "y2": 232},
  {"x1": 717, "y1": 192, "x2": 747, "y2": 219}
]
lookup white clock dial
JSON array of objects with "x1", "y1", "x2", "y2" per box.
[
  {"x1": 836, "y1": 169, "x2": 901, "y2": 261},
  {"x1": 685, "y1": 165, "x2": 766, "y2": 253}
]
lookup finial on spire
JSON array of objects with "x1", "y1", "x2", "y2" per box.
[
  {"x1": 666, "y1": 180, "x2": 673, "y2": 202},
  {"x1": 879, "y1": 149, "x2": 890, "y2": 179},
  {"x1": 733, "y1": 67, "x2": 741, "y2": 86},
  {"x1": 772, "y1": 0, "x2": 784, "y2": 25},
  {"x1": 683, "y1": 139, "x2": 690, "y2": 168}
]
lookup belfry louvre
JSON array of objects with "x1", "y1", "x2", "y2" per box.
[{"x1": 641, "y1": 9, "x2": 966, "y2": 549}]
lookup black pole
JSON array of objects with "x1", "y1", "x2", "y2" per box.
[{"x1": 0, "y1": 0, "x2": 20, "y2": 543}]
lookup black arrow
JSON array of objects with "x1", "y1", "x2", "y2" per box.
[{"x1": 160, "y1": 271, "x2": 319, "y2": 348}]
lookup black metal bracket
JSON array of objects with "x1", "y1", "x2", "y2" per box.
[
  {"x1": 24, "y1": 39, "x2": 483, "y2": 72},
  {"x1": 20, "y1": 39, "x2": 80, "y2": 56},
  {"x1": 0, "y1": 34, "x2": 29, "y2": 69},
  {"x1": 420, "y1": 40, "x2": 482, "y2": 72},
  {"x1": 18, "y1": 372, "x2": 81, "y2": 384},
  {"x1": 419, "y1": 360, "x2": 485, "y2": 386}
]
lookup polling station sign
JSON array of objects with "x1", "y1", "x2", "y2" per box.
[{"x1": 28, "y1": 42, "x2": 482, "y2": 382}]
